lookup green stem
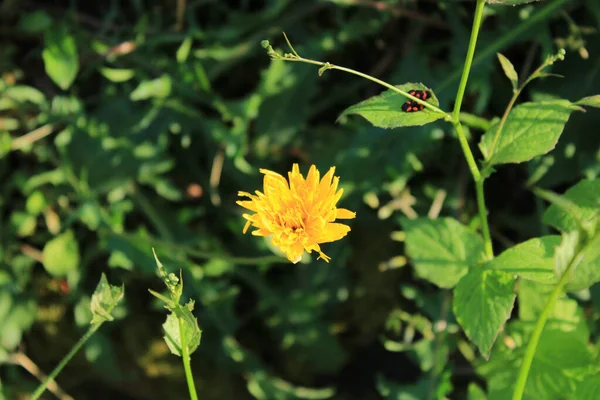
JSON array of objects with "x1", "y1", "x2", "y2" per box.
[
  {"x1": 282, "y1": 56, "x2": 450, "y2": 117},
  {"x1": 179, "y1": 316, "x2": 199, "y2": 400},
  {"x1": 450, "y1": 0, "x2": 493, "y2": 259},
  {"x1": 30, "y1": 323, "x2": 102, "y2": 400},
  {"x1": 511, "y1": 252, "x2": 579, "y2": 400},
  {"x1": 452, "y1": 0, "x2": 486, "y2": 122}
]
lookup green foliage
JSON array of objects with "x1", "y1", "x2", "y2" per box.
[
  {"x1": 340, "y1": 82, "x2": 444, "y2": 128},
  {"x1": 402, "y1": 217, "x2": 485, "y2": 288},
  {"x1": 42, "y1": 24, "x2": 79, "y2": 90},
  {"x1": 479, "y1": 100, "x2": 582, "y2": 166},
  {"x1": 453, "y1": 267, "x2": 515, "y2": 358},
  {"x1": 149, "y1": 251, "x2": 202, "y2": 358},
  {"x1": 2, "y1": 0, "x2": 600, "y2": 399},
  {"x1": 42, "y1": 230, "x2": 80, "y2": 277}
]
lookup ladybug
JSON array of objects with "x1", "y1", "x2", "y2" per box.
[
  {"x1": 402, "y1": 89, "x2": 432, "y2": 113},
  {"x1": 402, "y1": 101, "x2": 424, "y2": 112},
  {"x1": 408, "y1": 89, "x2": 431, "y2": 100}
]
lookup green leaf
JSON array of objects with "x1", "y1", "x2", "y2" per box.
[
  {"x1": 497, "y1": 53, "x2": 518, "y2": 90},
  {"x1": 176, "y1": 37, "x2": 193, "y2": 63},
  {"x1": 18, "y1": 11, "x2": 53, "y2": 33},
  {"x1": 564, "y1": 232, "x2": 600, "y2": 292},
  {"x1": 42, "y1": 230, "x2": 80, "y2": 277},
  {"x1": 130, "y1": 75, "x2": 172, "y2": 101},
  {"x1": 99, "y1": 67, "x2": 136, "y2": 83},
  {"x1": 453, "y1": 267, "x2": 516, "y2": 358},
  {"x1": 42, "y1": 25, "x2": 79, "y2": 90},
  {"x1": 402, "y1": 217, "x2": 485, "y2": 288},
  {"x1": 26, "y1": 191, "x2": 47, "y2": 216},
  {"x1": 518, "y1": 279, "x2": 589, "y2": 342},
  {"x1": 575, "y1": 94, "x2": 600, "y2": 108},
  {"x1": 339, "y1": 82, "x2": 444, "y2": 128},
  {"x1": 467, "y1": 383, "x2": 487, "y2": 400},
  {"x1": 543, "y1": 179, "x2": 600, "y2": 233},
  {"x1": 90, "y1": 273, "x2": 124, "y2": 324},
  {"x1": 523, "y1": 330, "x2": 593, "y2": 399},
  {"x1": 162, "y1": 301, "x2": 202, "y2": 357},
  {"x1": 573, "y1": 374, "x2": 600, "y2": 400},
  {"x1": 479, "y1": 100, "x2": 582, "y2": 166},
  {"x1": 487, "y1": 236, "x2": 561, "y2": 284}
]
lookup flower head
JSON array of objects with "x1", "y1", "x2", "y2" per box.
[{"x1": 237, "y1": 164, "x2": 356, "y2": 263}]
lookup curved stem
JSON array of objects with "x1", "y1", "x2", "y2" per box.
[
  {"x1": 179, "y1": 316, "x2": 199, "y2": 400},
  {"x1": 30, "y1": 323, "x2": 102, "y2": 400},
  {"x1": 512, "y1": 251, "x2": 579, "y2": 400},
  {"x1": 282, "y1": 56, "x2": 450, "y2": 117}
]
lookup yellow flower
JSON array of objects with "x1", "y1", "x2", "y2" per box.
[{"x1": 237, "y1": 164, "x2": 356, "y2": 264}]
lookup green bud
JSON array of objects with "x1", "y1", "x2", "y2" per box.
[{"x1": 261, "y1": 40, "x2": 270, "y2": 49}]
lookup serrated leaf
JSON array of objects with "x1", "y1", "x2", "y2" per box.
[
  {"x1": 402, "y1": 217, "x2": 485, "y2": 288},
  {"x1": 339, "y1": 82, "x2": 444, "y2": 128},
  {"x1": 453, "y1": 268, "x2": 516, "y2": 358},
  {"x1": 42, "y1": 230, "x2": 79, "y2": 277},
  {"x1": 576, "y1": 95, "x2": 600, "y2": 108},
  {"x1": 497, "y1": 53, "x2": 518, "y2": 90},
  {"x1": 42, "y1": 25, "x2": 79, "y2": 90},
  {"x1": 130, "y1": 75, "x2": 172, "y2": 101},
  {"x1": 90, "y1": 273, "x2": 124, "y2": 324},
  {"x1": 99, "y1": 67, "x2": 135, "y2": 82},
  {"x1": 479, "y1": 100, "x2": 581, "y2": 166},
  {"x1": 162, "y1": 301, "x2": 201, "y2": 357},
  {"x1": 543, "y1": 179, "x2": 600, "y2": 233},
  {"x1": 487, "y1": 236, "x2": 561, "y2": 284}
]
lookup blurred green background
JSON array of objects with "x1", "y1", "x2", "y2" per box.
[{"x1": 0, "y1": 0, "x2": 599, "y2": 399}]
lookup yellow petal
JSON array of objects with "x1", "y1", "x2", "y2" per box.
[{"x1": 336, "y1": 208, "x2": 356, "y2": 219}]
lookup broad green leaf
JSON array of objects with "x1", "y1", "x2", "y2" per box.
[
  {"x1": 523, "y1": 330, "x2": 593, "y2": 399},
  {"x1": 565, "y1": 232, "x2": 600, "y2": 292},
  {"x1": 26, "y1": 191, "x2": 47, "y2": 216},
  {"x1": 488, "y1": 236, "x2": 560, "y2": 284},
  {"x1": 339, "y1": 82, "x2": 444, "y2": 128},
  {"x1": 543, "y1": 179, "x2": 600, "y2": 233},
  {"x1": 453, "y1": 268, "x2": 516, "y2": 358},
  {"x1": 497, "y1": 53, "x2": 518, "y2": 90},
  {"x1": 42, "y1": 25, "x2": 79, "y2": 90},
  {"x1": 573, "y1": 374, "x2": 600, "y2": 400},
  {"x1": 0, "y1": 132, "x2": 12, "y2": 158},
  {"x1": 162, "y1": 301, "x2": 202, "y2": 357},
  {"x1": 130, "y1": 75, "x2": 172, "y2": 101},
  {"x1": 554, "y1": 231, "x2": 579, "y2": 278},
  {"x1": 90, "y1": 273, "x2": 124, "y2": 324},
  {"x1": 518, "y1": 279, "x2": 588, "y2": 342},
  {"x1": 401, "y1": 217, "x2": 485, "y2": 288},
  {"x1": 99, "y1": 67, "x2": 136, "y2": 82},
  {"x1": 2, "y1": 85, "x2": 47, "y2": 106},
  {"x1": 479, "y1": 100, "x2": 581, "y2": 166},
  {"x1": 576, "y1": 94, "x2": 600, "y2": 108},
  {"x1": 42, "y1": 230, "x2": 79, "y2": 277}
]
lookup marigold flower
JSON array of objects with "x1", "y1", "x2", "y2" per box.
[{"x1": 237, "y1": 164, "x2": 356, "y2": 264}]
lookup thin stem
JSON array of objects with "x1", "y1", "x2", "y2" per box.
[
  {"x1": 511, "y1": 250, "x2": 580, "y2": 400},
  {"x1": 30, "y1": 323, "x2": 102, "y2": 400},
  {"x1": 179, "y1": 316, "x2": 199, "y2": 400},
  {"x1": 453, "y1": 122, "x2": 493, "y2": 258},
  {"x1": 282, "y1": 56, "x2": 450, "y2": 118},
  {"x1": 452, "y1": 0, "x2": 486, "y2": 122},
  {"x1": 449, "y1": 0, "x2": 493, "y2": 259},
  {"x1": 11, "y1": 124, "x2": 55, "y2": 150}
]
